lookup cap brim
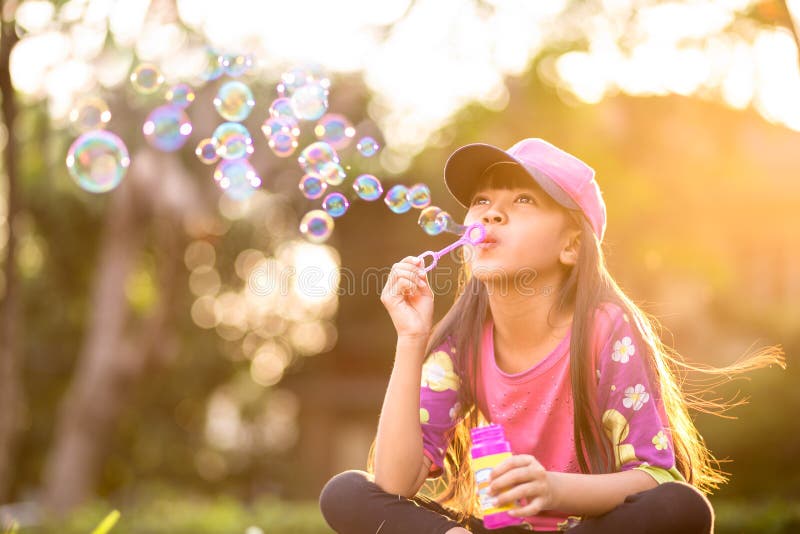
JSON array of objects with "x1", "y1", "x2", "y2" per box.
[{"x1": 443, "y1": 143, "x2": 579, "y2": 210}]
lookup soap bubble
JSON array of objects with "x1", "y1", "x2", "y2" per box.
[
  {"x1": 418, "y1": 206, "x2": 445, "y2": 235},
  {"x1": 213, "y1": 122, "x2": 254, "y2": 160},
  {"x1": 356, "y1": 136, "x2": 379, "y2": 157},
  {"x1": 314, "y1": 113, "x2": 355, "y2": 149},
  {"x1": 69, "y1": 97, "x2": 111, "y2": 132},
  {"x1": 384, "y1": 185, "x2": 411, "y2": 214},
  {"x1": 299, "y1": 209, "x2": 334, "y2": 243},
  {"x1": 278, "y1": 65, "x2": 329, "y2": 96},
  {"x1": 261, "y1": 116, "x2": 299, "y2": 139},
  {"x1": 298, "y1": 174, "x2": 327, "y2": 200},
  {"x1": 353, "y1": 174, "x2": 383, "y2": 201},
  {"x1": 318, "y1": 162, "x2": 346, "y2": 186},
  {"x1": 268, "y1": 131, "x2": 298, "y2": 158},
  {"x1": 269, "y1": 97, "x2": 296, "y2": 120},
  {"x1": 200, "y1": 48, "x2": 224, "y2": 81},
  {"x1": 195, "y1": 137, "x2": 220, "y2": 165},
  {"x1": 142, "y1": 105, "x2": 192, "y2": 152},
  {"x1": 214, "y1": 81, "x2": 255, "y2": 122},
  {"x1": 298, "y1": 141, "x2": 338, "y2": 172},
  {"x1": 130, "y1": 63, "x2": 164, "y2": 94},
  {"x1": 213, "y1": 159, "x2": 261, "y2": 201},
  {"x1": 165, "y1": 83, "x2": 195, "y2": 108},
  {"x1": 408, "y1": 183, "x2": 432, "y2": 209},
  {"x1": 220, "y1": 53, "x2": 253, "y2": 77},
  {"x1": 436, "y1": 211, "x2": 463, "y2": 234},
  {"x1": 66, "y1": 130, "x2": 130, "y2": 193},
  {"x1": 322, "y1": 192, "x2": 349, "y2": 218},
  {"x1": 290, "y1": 82, "x2": 328, "y2": 121}
]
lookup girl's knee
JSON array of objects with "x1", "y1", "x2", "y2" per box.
[
  {"x1": 659, "y1": 482, "x2": 715, "y2": 533},
  {"x1": 319, "y1": 470, "x2": 373, "y2": 527}
]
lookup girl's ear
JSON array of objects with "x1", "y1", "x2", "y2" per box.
[{"x1": 560, "y1": 229, "x2": 581, "y2": 267}]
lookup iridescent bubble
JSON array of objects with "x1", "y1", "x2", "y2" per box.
[
  {"x1": 435, "y1": 210, "x2": 463, "y2": 234},
  {"x1": 213, "y1": 122, "x2": 254, "y2": 160},
  {"x1": 299, "y1": 209, "x2": 334, "y2": 243},
  {"x1": 201, "y1": 48, "x2": 224, "y2": 81},
  {"x1": 130, "y1": 63, "x2": 164, "y2": 94},
  {"x1": 298, "y1": 141, "x2": 339, "y2": 173},
  {"x1": 213, "y1": 159, "x2": 261, "y2": 201},
  {"x1": 314, "y1": 113, "x2": 355, "y2": 149},
  {"x1": 69, "y1": 97, "x2": 111, "y2": 132},
  {"x1": 278, "y1": 65, "x2": 329, "y2": 96},
  {"x1": 195, "y1": 137, "x2": 220, "y2": 165},
  {"x1": 269, "y1": 97, "x2": 295, "y2": 120},
  {"x1": 298, "y1": 174, "x2": 327, "y2": 200},
  {"x1": 408, "y1": 183, "x2": 432, "y2": 209},
  {"x1": 322, "y1": 192, "x2": 349, "y2": 218},
  {"x1": 290, "y1": 82, "x2": 328, "y2": 121},
  {"x1": 268, "y1": 131, "x2": 298, "y2": 158},
  {"x1": 356, "y1": 136, "x2": 379, "y2": 157},
  {"x1": 142, "y1": 105, "x2": 192, "y2": 152},
  {"x1": 353, "y1": 174, "x2": 383, "y2": 201},
  {"x1": 318, "y1": 162, "x2": 346, "y2": 186},
  {"x1": 165, "y1": 83, "x2": 195, "y2": 109},
  {"x1": 66, "y1": 130, "x2": 130, "y2": 193},
  {"x1": 221, "y1": 53, "x2": 253, "y2": 77},
  {"x1": 261, "y1": 116, "x2": 299, "y2": 139},
  {"x1": 418, "y1": 206, "x2": 445, "y2": 235},
  {"x1": 384, "y1": 185, "x2": 411, "y2": 214},
  {"x1": 214, "y1": 81, "x2": 255, "y2": 122}
]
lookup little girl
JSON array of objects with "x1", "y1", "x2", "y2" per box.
[{"x1": 319, "y1": 138, "x2": 784, "y2": 533}]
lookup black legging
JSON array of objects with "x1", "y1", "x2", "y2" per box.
[{"x1": 319, "y1": 470, "x2": 714, "y2": 534}]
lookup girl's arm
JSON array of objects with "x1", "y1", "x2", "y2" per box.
[
  {"x1": 548, "y1": 469, "x2": 658, "y2": 517},
  {"x1": 373, "y1": 334, "x2": 431, "y2": 497}
]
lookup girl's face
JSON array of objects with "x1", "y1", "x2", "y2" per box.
[{"x1": 463, "y1": 172, "x2": 579, "y2": 286}]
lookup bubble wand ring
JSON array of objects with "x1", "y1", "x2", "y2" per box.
[{"x1": 417, "y1": 222, "x2": 486, "y2": 272}]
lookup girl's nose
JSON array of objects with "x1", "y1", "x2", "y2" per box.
[{"x1": 481, "y1": 209, "x2": 505, "y2": 225}]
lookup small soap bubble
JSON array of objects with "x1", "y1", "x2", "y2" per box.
[
  {"x1": 261, "y1": 116, "x2": 299, "y2": 139},
  {"x1": 319, "y1": 162, "x2": 346, "y2": 186},
  {"x1": 298, "y1": 141, "x2": 339, "y2": 173},
  {"x1": 353, "y1": 174, "x2": 383, "y2": 201},
  {"x1": 408, "y1": 183, "x2": 432, "y2": 209},
  {"x1": 195, "y1": 137, "x2": 220, "y2": 165},
  {"x1": 290, "y1": 82, "x2": 328, "y2": 121},
  {"x1": 69, "y1": 97, "x2": 111, "y2": 132},
  {"x1": 418, "y1": 206, "x2": 445, "y2": 235},
  {"x1": 278, "y1": 65, "x2": 328, "y2": 96},
  {"x1": 201, "y1": 48, "x2": 224, "y2": 81},
  {"x1": 213, "y1": 122, "x2": 254, "y2": 160},
  {"x1": 299, "y1": 174, "x2": 327, "y2": 200},
  {"x1": 221, "y1": 53, "x2": 253, "y2": 77},
  {"x1": 130, "y1": 63, "x2": 164, "y2": 94},
  {"x1": 142, "y1": 105, "x2": 192, "y2": 152},
  {"x1": 299, "y1": 209, "x2": 334, "y2": 243},
  {"x1": 66, "y1": 130, "x2": 130, "y2": 193},
  {"x1": 314, "y1": 114, "x2": 355, "y2": 150},
  {"x1": 385, "y1": 185, "x2": 411, "y2": 214},
  {"x1": 165, "y1": 83, "x2": 195, "y2": 109},
  {"x1": 356, "y1": 136, "x2": 379, "y2": 157},
  {"x1": 214, "y1": 81, "x2": 255, "y2": 122},
  {"x1": 322, "y1": 192, "x2": 349, "y2": 218},
  {"x1": 268, "y1": 131, "x2": 298, "y2": 158},
  {"x1": 269, "y1": 97, "x2": 296, "y2": 120},
  {"x1": 213, "y1": 159, "x2": 261, "y2": 201}
]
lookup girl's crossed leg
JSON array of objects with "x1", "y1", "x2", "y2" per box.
[{"x1": 319, "y1": 470, "x2": 714, "y2": 534}]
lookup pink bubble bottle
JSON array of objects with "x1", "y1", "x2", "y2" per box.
[{"x1": 470, "y1": 424, "x2": 522, "y2": 529}]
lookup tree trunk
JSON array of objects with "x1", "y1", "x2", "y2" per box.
[{"x1": 0, "y1": 10, "x2": 23, "y2": 502}]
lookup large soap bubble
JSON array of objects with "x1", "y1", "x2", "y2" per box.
[{"x1": 66, "y1": 130, "x2": 130, "y2": 193}]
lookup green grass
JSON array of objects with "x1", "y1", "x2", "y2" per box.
[{"x1": 14, "y1": 493, "x2": 800, "y2": 533}]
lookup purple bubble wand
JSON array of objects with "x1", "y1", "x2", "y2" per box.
[{"x1": 417, "y1": 222, "x2": 486, "y2": 272}]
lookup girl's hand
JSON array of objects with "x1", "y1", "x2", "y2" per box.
[
  {"x1": 488, "y1": 454, "x2": 560, "y2": 518},
  {"x1": 380, "y1": 256, "x2": 434, "y2": 340}
]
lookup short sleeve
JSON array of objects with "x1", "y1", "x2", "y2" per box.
[
  {"x1": 595, "y1": 309, "x2": 685, "y2": 484},
  {"x1": 419, "y1": 339, "x2": 464, "y2": 478}
]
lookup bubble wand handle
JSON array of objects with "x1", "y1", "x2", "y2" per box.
[{"x1": 417, "y1": 223, "x2": 486, "y2": 272}]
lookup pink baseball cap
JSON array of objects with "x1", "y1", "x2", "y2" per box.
[{"x1": 443, "y1": 138, "x2": 607, "y2": 242}]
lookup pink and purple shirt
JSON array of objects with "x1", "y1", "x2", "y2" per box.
[{"x1": 419, "y1": 302, "x2": 684, "y2": 532}]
